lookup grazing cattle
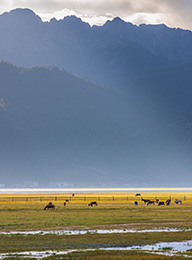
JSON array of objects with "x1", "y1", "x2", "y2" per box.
[
  {"x1": 158, "y1": 201, "x2": 165, "y2": 206},
  {"x1": 165, "y1": 199, "x2": 171, "y2": 205},
  {"x1": 156, "y1": 199, "x2": 159, "y2": 204},
  {"x1": 135, "y1": 193, "x2": 141, "y2": 196},
  {"x1": 88, "y1": 201, "x2": 98, "y2": 206},
  {"x1": 134, "y1": 201, "x2": 138, "y2": 206},
  {"x1": 72, "y1": 194, "x2": 75, "y2": 196},
  {"x1": 147, "y1": 200, "x2": 155, "y2": 205},
  {"x1": 142, "y1": 199, "x2": 150, "y2": 204},
  {"x1": 175, "y1": 199, "x2": 182, "y2": 204},
  {"x1": 64, "y1": 199, "x2": 69, "y2": 206},
  {"x1": 44, "y1": 202, "x2": 55, "y2": 210}
]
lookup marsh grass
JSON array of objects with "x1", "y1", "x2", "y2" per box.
[
  {"x1": 0, "y1": 251, "x2": 187, "y2": 260},
  {"x1": 0, "y1": 204, "x2": 191, "y2": 231},
  {"x1": 1, "y1": 231, "x2": 192, "y2": 252},
  {"x1": 0, "y1": 192, "x2": 192, "y2": 259},
  {"x1": 45, "y1": 250, "x2": 187, "y2": 260},
  {"x1": 0, "y1": 192, "x2": 192, "y2": 231},
  {"x1": 161, "y1": 247, "x2": 173, "y2": 251}
]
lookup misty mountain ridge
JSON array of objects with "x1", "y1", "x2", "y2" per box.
[
  {"x1": 0, "y1": 8, "x2": 192, "y2": 84},
  {"x1": 1, "y1": 9, "x2": 192, "y2": 187}
]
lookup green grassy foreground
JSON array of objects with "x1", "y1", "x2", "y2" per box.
[
  {"x1": 1, "y1": 231, "x2": 192, "y2": 252},
  {"x1": 39, "y1": 250, "x2": 188, "y2": 260},
  {"x1": 0, "y1": 192, "x2": 191, "y2": 259},
  {"x1": 1, "y1": 251, "x2": 188, "y2": 260},
  {"x1": 0, "y1": 203, "x2": 191, "y2": 231}
]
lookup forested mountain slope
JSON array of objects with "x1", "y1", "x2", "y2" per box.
[{"x1": 1, "y1": 62, "x2": 192, "y2": 187}]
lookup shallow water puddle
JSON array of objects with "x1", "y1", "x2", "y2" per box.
[
  {"x1": 0, "y1": 249, "x2": 83, "y2": 259},
  {"x1": 0, "y1": 227, "x2": 191, "y2": 236},
  {"x1": 0, "y1": 249, "x2": 96, "y2": 259},
  {"x1": 1, "y1": 241, "x2": 192, "y2": 259},
  {"x1": 135, "y1": 240, "x2": 192, "y2": 251}
]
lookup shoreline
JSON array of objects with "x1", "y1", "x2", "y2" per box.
[{"x1": 0, "y1": 187, "x2": 192, "y2": 193}]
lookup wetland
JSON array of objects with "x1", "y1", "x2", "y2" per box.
[{"x1": 0, "y1": 191, "x2": 192, "y2": 259}]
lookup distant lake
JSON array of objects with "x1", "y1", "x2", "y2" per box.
[{"x1": 0, "y1": 187, "x2": 192, "y2": 193}]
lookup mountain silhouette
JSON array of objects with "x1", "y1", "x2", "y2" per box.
[
  {"x1": 1, "y1": 8, "x2": 192, "y2": 84},
  {"x1": 0, "y1": 9, "x2": 192, "y2": 187}
]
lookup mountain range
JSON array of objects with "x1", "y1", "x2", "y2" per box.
[
  {"x1": 0, "y1": 9, "x2": 192, "y2": 187},
  {"x1": 1, "y1": 8, "x2": 192, "y2": 84}
]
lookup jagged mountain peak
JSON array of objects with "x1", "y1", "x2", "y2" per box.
[
  {"x1": 62, "y1": 15, "x2": 90, "y2": 28},
  {"x1": 50, "y1": 14, "x2": 89, "y2": 25},
  {"x1": 111, "y1": 17, "x2": 125, "y2": 23},
  {"x1": 104, "y1": 17, "x2": 133, "y2": 27},
  {"x1": 64, "y1": 15, "x2": 82, "y2": 23},
  {"x1": 0, "y1": 8, "x2": 192, "y2": 75},
  {"x1": 50, "y1": 14, "x2": 90, "y2": 31}
]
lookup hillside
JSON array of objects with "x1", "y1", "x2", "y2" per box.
[
  {"x1": 0, "y1": 62, "x2": 192, "y2": 187},
  {"x1": 1, "y1": 9, "x2": 192, "y2": 187}
]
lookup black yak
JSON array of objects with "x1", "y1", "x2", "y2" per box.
[
  {"x1": 175, "y1": 199, "x2": 182, "y2": 204},
  {"x1": 147, "y1": 200, "x2": 155, "y2": 205},
  {"x1": 165, "y1": 199, "x2": 171, "y2": 205},
  {"x1": 142, "y1": 199, "x2": 150, "y2": 204},
  {"x1": 44, "y1": 202, "x2": 55, "y2": 210},
  {"x1": 88, "y1": 201, "x2": 98, "y2": 206}
]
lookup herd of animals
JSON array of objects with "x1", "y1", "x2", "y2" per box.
[
  {"x1": 44, "y1": 200, "x2": 98, "y2": 210},
  {"x1": 134, "y1": 193, "x2": 182, "y2": 206},
  {"x1": 44, "y1": 193, "x2": 99, "y2": 210},
  {"x1": 43, "y1": 193, "x2": 182, "y2": 210},
  {"x1": 136, "y1": 198, "x2": 182, "y2": 206}
]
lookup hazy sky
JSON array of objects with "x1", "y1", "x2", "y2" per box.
[{"x1": 0, "y1": 0, "x2": 191, "y2": 30}]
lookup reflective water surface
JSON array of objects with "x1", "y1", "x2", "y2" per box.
[
  {"x1": 0, "y1": 240, "x2": 192, "y2": 259},
  {"x1": 1, "y1": 187, "x2": 192, "y2": 193},
  {"x1": 0, "y1": 227, "x2": 191, "y2": 236}
]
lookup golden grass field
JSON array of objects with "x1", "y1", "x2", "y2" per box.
[
  {"x1": 0, "y1": 192, "x2": 192, "y2": 259},
  {"x1": 0, "y1": 191, "x2": 190, "y2": 202}
]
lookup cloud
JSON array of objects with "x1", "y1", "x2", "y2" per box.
[
  {"x1": 8, "y1": 0, "x2": 133, "y2": 16},
  {"x1": 0, "y1": 0, "x2": 192, "y2": 30},
  {"x1": 127, "y1": 13, "x2": 162, "y2": 26},
  {"x1": 159, "y1": 0, "x2": 192, "y2": 30}
]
